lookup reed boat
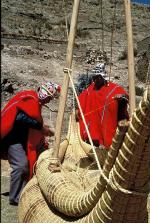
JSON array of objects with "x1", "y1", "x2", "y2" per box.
[{"x1": 18, "y1": 85, "x2": 150, "y2": 223}]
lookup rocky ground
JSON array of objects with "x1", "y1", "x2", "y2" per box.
[{"x1": 1, "y1": 0, "x2": 150, "y2": 222}]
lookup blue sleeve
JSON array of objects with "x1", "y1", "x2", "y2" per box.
[{"x1": 16, "y1": 111, "x2": 43, "y2": 130}]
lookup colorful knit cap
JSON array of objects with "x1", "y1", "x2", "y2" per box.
[
  {"x1": 38, "y1": 82, "x2": 61, "y2": 100},
  {"x1": 91, "y1": 63, "x2": 109, "y2": 80}
]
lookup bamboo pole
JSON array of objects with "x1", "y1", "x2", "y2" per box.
[
  {"x1": 124, "y1": 0, "x2": 136, "y2": 116},
  {"x1": 53, "y1": 0, "x2": 80, "y2": 158}
]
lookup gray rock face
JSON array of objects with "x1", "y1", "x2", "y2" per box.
[{"x1": 136, "y1": 36, "x2": 150, "y2": 82}]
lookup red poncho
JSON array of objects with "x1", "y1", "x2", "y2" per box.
[
  {"x1": 78, "y1": 82, "x2": 128, "y2": 148},
  {"x1": 1, "y1": 90, "x2": 44, "y2": 179}
]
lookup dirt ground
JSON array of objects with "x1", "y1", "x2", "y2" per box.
[
  {"x1": 1, "y1": 161, "x2": 18, "y2": 223},
  {"x1": 1, "y1": 0, "x2": 150, "y2": 222}
]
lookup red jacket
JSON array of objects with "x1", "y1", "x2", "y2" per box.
[
  {"x1": 78, "y1": 82, "x2": 128, "y2": 148},
  {"x1": 1, "y1": 90, "x2": 44, "y2": 179}
]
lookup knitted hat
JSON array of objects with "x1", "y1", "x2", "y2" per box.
[
  {"x1": 91, "y1": 63, "x2": 109, "y2": 80},
  {"x1": 38, "y1": 82, "x2": 61, "y2": 100}
]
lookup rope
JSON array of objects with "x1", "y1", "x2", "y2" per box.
[
  {"x1": 63, "y1": 67, "x2": 102, "y2": 171},
  {"x1": 146, "y1": 61, "x2": 150, "y2": 85},
  {"x1": 50, "y1": 109, "x2": 52, "y2": 123},
  {"x1": 72, "y1": 77, "x2": 76, "y2": 110},
  {"x1": 109, "y1": 0, "x2": 117, "y2": 78},
  {"x1": 98, "y1": 0, "x2": 104, "y2": 51},
  {"x1": 80, "y1": 96, "x2": 128, "y2": 117},
  {"x1": 62, "y1": 0, "x2": 69, "y2": 39},
  {"x1": 63, "y1": 67, "x2": 149, "y2": 197}
]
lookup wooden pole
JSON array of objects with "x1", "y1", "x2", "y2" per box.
[
  {"x1": 53, "y1": 0, "x2": 80, "y2": 158},
  {"x1": 124, "y1": 0, "x2": 136, "y2": 116}
]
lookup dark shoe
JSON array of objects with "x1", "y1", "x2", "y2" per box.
[
  {"x1": 1, "y1": 192, "x2": 9, "y2": 196},
  {"x1": 9, "y1": 201, "x2": 18, "y2": 206}
]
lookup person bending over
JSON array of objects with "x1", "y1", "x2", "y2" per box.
[{"x1": 1, "y1": 81, "x2": 61, "y2": 205}]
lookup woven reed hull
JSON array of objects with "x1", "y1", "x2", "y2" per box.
[
  {"x1": 35, "y1": 148, "x2": 101, "y2": 217},
  {"x1": 35, "y1": 113, "x2": 101, "y2": 217},
  {"x1": 34, "y1": 120, "x2": 128, "y2": 217},
  {"x1": 19, "y1": 176, "x2": 68, "y2": 223},
  {"x1": 59, "y1": 113, "x2": 93, "y2": 170},
  {"x1": 18, "y1": 86, "x2": 150, "y2": 223},
  {"x1": 18, "y1": 178, "x2": 148, "y2": 223}
]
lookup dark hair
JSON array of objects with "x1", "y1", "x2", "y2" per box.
[{"x1": 92, "y1": 75, "x2": 103, "y2": 81}]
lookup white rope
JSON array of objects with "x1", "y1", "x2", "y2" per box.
[
  {"x1": 99, "y1": 0, "x2": 104, "y2": 51},
  {"x1": 62, "y1": 0, "x2": 69, "y2": 39},
  {"x1": 146, "y1": 61, "x2": 150, "y2": 85},
  {"x1": 63, "y1": 68, "x2": 102, "y2": 171}
]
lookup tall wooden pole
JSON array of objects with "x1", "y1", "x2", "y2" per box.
[
  {"x1": 124, "y1": 0, "x2": 136, "y2": 116},
  {"x1": 53, "y1": 0, "x2": 80, "y2": 158}
]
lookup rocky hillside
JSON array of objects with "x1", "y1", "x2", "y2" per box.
[
  {"x1": 1, "y1": 0, "x2": 150, "y2": 40},
  {"x1": 1, "y1": 0, "x2": 150, "y2": 108}
]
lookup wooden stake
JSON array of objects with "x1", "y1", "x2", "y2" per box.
[
  {"x1": 53, "y1": 0, "x2": 80, "y2": 158},
  {"x1": 124, "y1": 0, "x2": 136, "y2": 116}
]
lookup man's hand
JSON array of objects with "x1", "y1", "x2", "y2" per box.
[
  {"x1": 75, "y1": 109, "x2": 80, "y2": 122},
  {"x1": 113, "y1": 94, "x2": 128, "y2": 101},
  {"x1": 48, "y1": 159, "x2": 61, "y2": 172},
  {"x1": 42, "y1": 125, "x2": 55, "y2": 137}
]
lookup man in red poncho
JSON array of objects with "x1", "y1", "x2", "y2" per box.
[
  {"x1": 77, "y1": 63, "x2": 129, "y2": 148},
  {"x1": 1, "y1": 81, "x2": 61, "y2": 206}
]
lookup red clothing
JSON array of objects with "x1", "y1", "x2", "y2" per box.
[
  {"x1": 78, "y1": 82, "x2": 128, "y2": 148},
  {"x1": 1, "y1": 90, "x2": 44, "y2": 178},
  {"x1": 27, "y1": 129, "x2": 45, "y2": 179}
]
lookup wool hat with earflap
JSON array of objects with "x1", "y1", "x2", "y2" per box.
[
  {"x1": 91, "y1": 63, "x2": 109, "y2": 80},
  {"x1": 38, "y1": 82, "x2": 61, "y2": 100}
]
